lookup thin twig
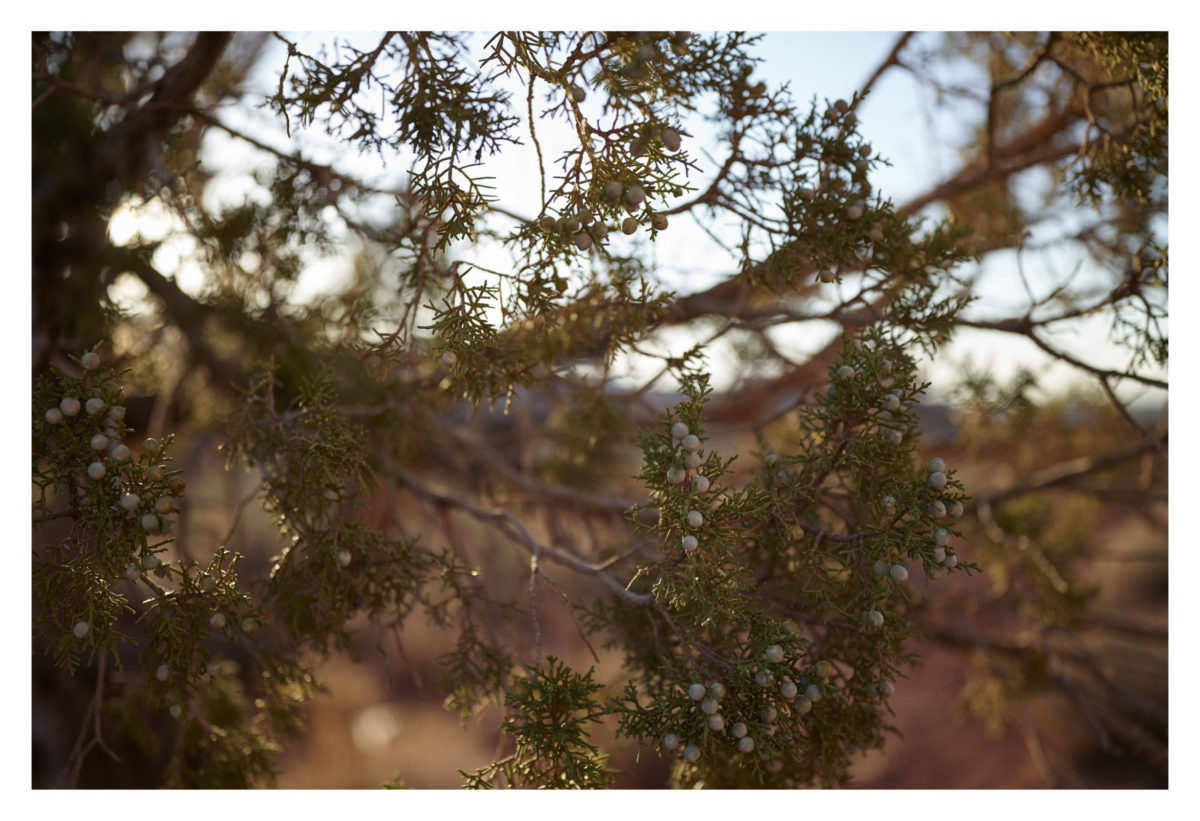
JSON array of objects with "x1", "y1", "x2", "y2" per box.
[
  {"x1": 529, "y1": 546, "x2": 542, "y2": 667},
  {"x1": 389, "y1": 463, "x2": 652, "y2": 606},
  {"x1": 1021, "y1": 715, "x2": 1064, "y2": 788},
  {"x1": 536, "y1": 566, "x2": 602, "y2": 664},
  {"x1": 60, "y1": 652, "x2": 122, "y2": 787},
  {"x1": 220, "y1": 480, "x2": 264, "y2": 547},
  {"x1": 968, "y1": 432, "x2": 1168, "y2": 512},
  {"x1": 857, "y1": 32, "x2": 914, "y2": 102}
]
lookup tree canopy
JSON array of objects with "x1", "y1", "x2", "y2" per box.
[{"x1": 32, "y1": 30, "x2": 1166, "y2": 789}]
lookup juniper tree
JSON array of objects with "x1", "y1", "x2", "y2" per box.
[{"x1": 32, "y1": 31, "x2": 1167, "y2": 788}]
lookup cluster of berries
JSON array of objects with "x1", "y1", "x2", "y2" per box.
[
  {"x1": 665, "y1": 421, "x2": 712, "y2": 552},
  {"x1": 824, "y1": 356, "x2": 914, "y2": 446},
  {"x1": 550, "y1": 32, "x2": 693, "y2": 254},
  {"x1": 45, "y1": 352, "x2": 185, "y2": 538},
  {"x1": 663, "y1": 680, "x2": 743, "y2": 762},
  {"x1": 540, "y1": 172, "x2": 679, "y2": 253},
  {"x1": 663, "y1": 648, "x2": 839, "y2": 766},
  {"x1": 46, "y1": 352, "x2": 190, "y2": 640},
  {"x1": 874, "y1": 457, "x2": 966, "y2": 582},
  {"x1": 611, "y1": 31, "x2": 692, "y2": 83},
  {"x1": 801, "y1": 100, "x2": 883, "y2": 283},
  {"x1": 538, "y1": 207, "x2": 612, "y2": 252},
  {"x1": 923, "y1": 458, "x2": 963, "y2": 573},
  {"x1": 626, "y1": 121, "x2": 684, "y2": 161}
]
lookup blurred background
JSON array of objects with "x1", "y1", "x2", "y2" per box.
[{"x1": 30, "y1": 27, "x2": 1168, "y2": 789}]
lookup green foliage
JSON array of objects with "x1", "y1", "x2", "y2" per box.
[
  {"x1": 32, "y1": 29, "x2": 1166, "y2": 789},
  {"x1": 463, "y1": 656, "x2": 613, "y2": 788},
  {"x1": 32, "y1": 355, "x2": 323, "y2": 785},
  {"x1": 159, "y1": 656, "x2": 321, "y2": 789},
  {"x1": 594, "y1": 343, "x2": 973, "y2": 787},
  {"x1": 272, "y1": 32, "x2": 518, "y2": 250},
  {"x1": 1063, "y1": 32, "x2": 1167, "y2": 207},
  {"x1": 440, "y1": 625, "x2": 515, "y2": 727},
  {"x1": 223, "y1": 365, "x2": 473, "y2": 656}
]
